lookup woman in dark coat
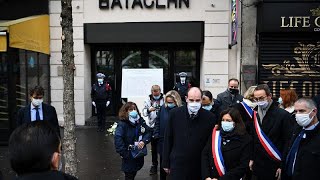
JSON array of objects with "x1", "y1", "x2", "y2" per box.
[
  {"x1": 114, "y1": 102, "x2": 151, "y2": 180},
  {"x1": 202, "y1": 108, "x2": 252, "y2": 180},
  {"x1": 202, "y1": 90, "x2": 221, "y2": 118},
  {"x1": 154, "y1": 90, "x2": 182, "y2": 180}
]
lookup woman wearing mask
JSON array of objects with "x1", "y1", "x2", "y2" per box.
[
  {"x1": 154, "y1": 90, "x2": 182, "y2": 180},
  {"x1": 233, "y1": 86, "x2": 257, "y2": 135},
  {"x1": 202, "y1": 108, "x2": 252, "y2": 180},
  {"x1": 279, "y1": 89, "x2": 298, "y2": 115},
  {"x1": 114, "y1": 102, "x2": 151, "y2": 180},
  {"x1": 202, "y1": 90, "x2": 221, "y2": 119}
]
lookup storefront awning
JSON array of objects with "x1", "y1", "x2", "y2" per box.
[
  {"x1": 0, "y1": 15, "x2": 50, "y2": 54},
  {"x1": 0, "y1": 32, "x2": 7, "y2": 52}
]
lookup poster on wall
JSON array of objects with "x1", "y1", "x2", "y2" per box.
[
  {"x1": 230, "y1": 0, "x2": 238, "y2": 47},
  {"x1": 121, "y1": 69, "x2": 163, "y2": 98}
]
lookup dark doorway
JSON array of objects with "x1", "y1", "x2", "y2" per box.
[
  {"x1": 91, "y1": 44, "x2": 200, "y2": 115},
  {"x1": 0, "y1": 49, "x2": 50, "y2": 144}
]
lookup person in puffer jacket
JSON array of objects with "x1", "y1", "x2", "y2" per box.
[{"x1": 115, "y1": 102, "x2": 151, "y2": 180}]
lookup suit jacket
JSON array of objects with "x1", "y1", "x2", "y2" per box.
[
  {"x1": 282, "y1": 124, "x2": 320, "y2": 180},
  {"x1": 162, "y1": 106, "x2": 217, "y2": 180},
  {"x1": 252, "y1": 102, "x2": 294, "y2": 180},
  {"x1": 16, "y1": 103, "x2": 60, "y2": 137},
  {"x1": 217, "y1": 90, "x2": 243, "y2": 112}
]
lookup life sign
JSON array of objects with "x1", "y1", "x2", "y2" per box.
[
  {"x1": 281, "y1": 16, "x2": 320, "y2": 31},
  {"x1": 99, "y1": 0, "x2": 190, "y2": 9}
]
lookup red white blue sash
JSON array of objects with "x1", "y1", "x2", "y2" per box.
[
  {"x1": 240, "y1": 102, "x2": 253, "y2": 119},
  {"x1": 253, "y1": 111, "x2": 282, "y2": 162},
  {"x1": 212, "y1": 127, "x2": 225, "y2": 176}
]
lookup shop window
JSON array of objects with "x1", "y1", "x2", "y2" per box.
[
  {"x1": 121, "y1": 50, "x2": 142, "y2": 69},
  {"x1": 0, "y1": 53, "x2": 9, "y2": 128}
]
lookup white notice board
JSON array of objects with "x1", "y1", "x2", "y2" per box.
[{"x1": 121, "y1": 69, "x2": 163, "y2": 98}]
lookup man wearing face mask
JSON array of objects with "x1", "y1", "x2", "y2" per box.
[
  {"x1": 173, "y1": 72, "x2": 191, "y2": 103},
  {"x1": 9, "y1": 121, "x2": 77, "y2": 180},
  {"x1": 217, "y1": 78, "x2": 243, "y2": 112},
  {"x1": 16, "y1": 86, "x2": 60, "y2": 137},
  {"x1": 162, "y1": 87, "x2": 217, "y2": 180},
  {"x1": 91, "y1": 73, "x2": 112, "y2": 132},
  {"x1": 282, "y1": 98, "x2": 319, "y2": 180},
  {"x1": 250, "y1": 84, "x2": 294, "y2": 180},
  {"x1": 142, "y1": 85, "x2": 164, "y2": 175}
]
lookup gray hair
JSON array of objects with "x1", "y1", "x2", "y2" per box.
[{"x1": 295, "y1": 98, "x2": 317, "y2": 110}]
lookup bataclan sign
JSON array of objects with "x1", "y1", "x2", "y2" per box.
[{"x1": 99, "y1": 0, "x2": 189, "y2": 9}]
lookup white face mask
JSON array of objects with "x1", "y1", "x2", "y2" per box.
[
  {"x1": 256, "y1": 100, "x2": 268, "y2": 109},
  {"x1": 32, "y1": 98, "x2": 43, "y2": 107},
  {"x1": 97, "y1": 78, "x2": 103, "y2": 84},
  {"x1": 295, "y1": 110, "x2": 315, "y2": 127},
  {"x1": 180, "y1": 77, "x2": 186, "y2": 84},
  {"x1": 187, "y1": 102, "x2": 201, "y2": 113},
  {"x1": 221, "y1": 121, "x2": 235, "y2": 132}
]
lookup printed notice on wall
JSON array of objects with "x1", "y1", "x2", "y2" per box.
[{"x1": 122, "y1": 69, "x2": 163, "y2": 98}]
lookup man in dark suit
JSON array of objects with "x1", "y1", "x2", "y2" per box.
[
  {"x1": 250, "y1": 84, "x2": 293, "y2": 180},
  {"x1": 16, "y1": 86, "x2": 60, "y2": 136},
  {"x1": 162, "y1": 87, "x2": 217, "y2": 180},
  {"x1": 216, "y1": 78, "x2": 243, "y2": 112},
  {"x1": 313, "y1": 94, "x2": 320, "y2": 119}
]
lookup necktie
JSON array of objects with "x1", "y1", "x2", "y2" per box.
[
  {"x1": 35, "y1": 107, "x2": 40, "y2": 121},
  {"x1": 286, "y1": 129, "x2": 305, "y2": 176},
  {"x1": 190, "y1": 113, "x2": 196, "y2": 119}
]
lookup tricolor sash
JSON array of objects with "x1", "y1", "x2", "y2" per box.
[
  {"x1": 212, "y1": 127, "x2": 225, "y2": 176},
  {"x1": 253, "y1": 111, "x2": 282, "y2": 162},
  {"x1": 240, "y1": 101, "x2": 253, "y2": 119}
]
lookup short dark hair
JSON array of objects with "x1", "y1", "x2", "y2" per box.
[
  {"x1": 255, "y1": 84, "x2": 271, "y2": 96},
  {"x1": 202, "y1": 90, "x2": 213, "y2": 101},
  {"x1": 29, "y1": 86, "x2": 45, "y2": 97},
  {"x1": 9, "y1": 121, "x2": 60, "y2": 175},
  {"x1": 228, "y1": 78, "x2": 239, "y2": 84},
  {"x1": 218, "y1": 108, "x2": 246, "y2": 135}
]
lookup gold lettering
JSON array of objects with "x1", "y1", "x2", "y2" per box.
[
  {"x1": 303, "y1": 81, "x2": 312, "y2": 97},
  {"x1": 289, "y1": 17, "x2": 294, "y2": 27},
  {"x1": 289, "y1": 81, "x2": 298, "y2": 91},
  {"x1": 315, "y1": 16, "x2": 320, "y2": 28},
  {"x1": 281, "y1": 17, "x2": 289, "y2": 27},
  {"x1": 279, "y1": 81, "x2": 288, "y2": 90},
  {"x1": 294, "y1": 17, "x2": 302, "y2": 28},
  {"x1": 315, "y1": 81, "x2": 320, "y2": 96},
  {"x1": 302, "y1": 16, "x2": 311, "y2": 28}
]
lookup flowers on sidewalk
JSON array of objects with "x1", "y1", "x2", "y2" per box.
[{"x1": 106, "y1": 122, "x2": 117, "y2": 136}]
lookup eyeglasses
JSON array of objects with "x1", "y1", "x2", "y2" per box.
[{"x1": 253, "y1": 96, "x2": 267, "y2": 102}]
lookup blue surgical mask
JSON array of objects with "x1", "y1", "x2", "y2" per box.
[
  {"x1": 221, "y1": 121, "x2": 235, "y2": 132},
  {"x1": 129, "y1": 110, "x2": 138, "y2": 118},
  {"x1": 278, "y1": 97, "x2": 283, "y2": 104},
  {"x1": 97, "y1": 79, "x2": 103, "y2": 83},
  {"x1": 202, "y1": 105, "x2": 212, "y2": 111},
  {"x1": 167, "y1": 103, "x2": 176, "y2": 109},
  {"x1": 153, "y1": 95, "x2": 160, "y2": 100}
]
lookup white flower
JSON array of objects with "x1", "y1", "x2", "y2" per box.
[{"x1": 106, "y1": 122, "x2": 118, "y2": 136}]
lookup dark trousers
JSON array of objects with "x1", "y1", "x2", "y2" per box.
[
  {"x1": 160, "y1": 155, "x2": 167, "y2": 180},
  {"x1": 124, "y1": 171, "x2": 137, "y2": 180},
  {"x1": 151, "y1": 137, "x2": 158, "y2": 166},
  {"x1": 96, "y1": 102, "x2": 107, "y2": 129}
]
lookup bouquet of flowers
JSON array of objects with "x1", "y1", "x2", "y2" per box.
[{"x1": 106, "y1": 122, "x2": 117, "y2": 136}]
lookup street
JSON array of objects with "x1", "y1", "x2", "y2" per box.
[{"x1": 0, "y1": 126, "x2": 160, "y2": 180}]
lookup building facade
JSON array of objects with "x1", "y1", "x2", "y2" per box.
[{"x1": 49, "y1": 0, "x2": 241, "y2": 125}]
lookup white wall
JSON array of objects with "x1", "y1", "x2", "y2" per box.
[{"x1": 49, "y1": 0, "x2": 240, "y2": 125}]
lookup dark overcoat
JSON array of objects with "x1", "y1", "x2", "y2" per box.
[
  {"x1": 252, "y1": 102, "x2": 294, "y2": 180},
  {"x1": 201, "y1": 130, "x2": 252, "y2": 180},
  {"x1": 162, "y1": 106, "x2": 217, "y2": 180}
]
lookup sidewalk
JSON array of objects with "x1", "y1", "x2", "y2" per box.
[{"x1": 0, "y1": 126, "x2": 160, "y2": 180}]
